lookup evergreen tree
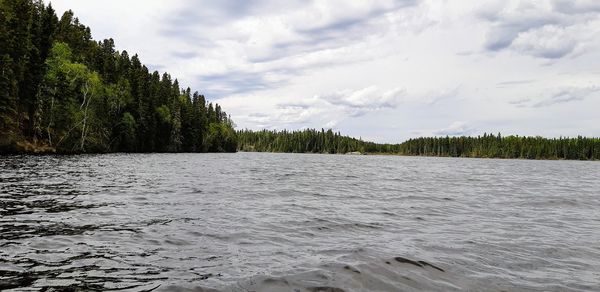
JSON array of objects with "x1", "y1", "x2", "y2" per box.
[
  {"x1": 237, "y1": 129, "x2": 600, "y2": 160},
  {"x1": 0, "y1": 0, "x2": 237, "y2": 153}
]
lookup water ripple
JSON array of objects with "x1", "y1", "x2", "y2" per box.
[{"x1": 1, "y1": 153, "x2": 599, "y2": 291}]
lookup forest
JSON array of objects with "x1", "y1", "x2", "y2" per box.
[
  {"x1": 237, "y1": 129, "x2": 600, "y2": 160},
  {"x1": 0, "y1": 0, "x2": 237, "y2": 153},
  {"x1": 2, "y1": 0, "x2": 598, "y2": 160}
]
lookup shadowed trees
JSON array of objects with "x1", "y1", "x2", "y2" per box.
[{"x1": 0, "y1": 0, "x2": 236, "y2": 153}]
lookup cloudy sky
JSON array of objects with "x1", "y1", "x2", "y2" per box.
[{"x1": 49, "y1": 0, "x2": 600, "y2": 142}]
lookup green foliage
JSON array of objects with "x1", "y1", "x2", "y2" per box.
[
  {"x1": 155, "y1": 105, "x2": 171, "y2": 124},
  {"x1": 207, "y1": 123, "x2": 237, "y2": 153},
  {"x1": 117, "y1": 112, "x2": 136, "y2": 151},
  {"x1": 39, "y1": 42, "x2": 103, "y2": 151},
  {"x1": 237, "y1": 128, "x2": 372, "y2": 154},
  {"x1": 238, "y1": 129, "x2": 600, "y2": 160},
  {"x1": 0, "y1": 0, "x2": 237, "y2": 153},
  {"x1": 399, "y1": 134, "x2": 600, "y2": 160}
]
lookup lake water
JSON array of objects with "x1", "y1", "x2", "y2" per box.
[{"x1": 1, "y1": 153, "x2": 599, "y2": 291}]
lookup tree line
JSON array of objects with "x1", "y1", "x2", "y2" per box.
[
  {"x1": 237, "y1": 128, "x2": 416, "y2": 154},
  {"x1": 237, "y1": 129, "x2": 600, "y2": 160},
  {"x1": 399, "y1": 134, "x2": 600, "y2": 160},
  {"x1": 0, "y1": 0, "x2": 237, "y2": 153},
  {"x1": 238, "y1": 128, "x2": 374, "y2": 154}
]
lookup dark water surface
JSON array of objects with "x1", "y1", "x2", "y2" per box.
[{"x1": 1, "y1": 153, "x2": 599, "y2": 291}]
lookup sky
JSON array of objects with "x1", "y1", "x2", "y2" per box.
[{"x1": 48, "y1": 0, "x2": 600, "y2": 143}]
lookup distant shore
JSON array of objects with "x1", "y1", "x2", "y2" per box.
[
  {"x1": 237, "y1": 129, "x2": 600, "y2": 161},
  {"x1": 3, "y1": 132, "x2": 598, "y2": 161},
  {"x1": 236, "y1": 150, "x2": 598, "y2": 161}
]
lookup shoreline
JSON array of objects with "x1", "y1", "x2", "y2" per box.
[
  {"x1": 1, "y1": 141, "x2": 596, "y2": 161},
  {"x1": 235, "y1": 150, "x2": 598, "y2": 161}
]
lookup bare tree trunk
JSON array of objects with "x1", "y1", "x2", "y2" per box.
[
  {"x1": 80, "y1": 81, "x2": 90, "y2": 151},
  {"x1": 32, "y1": 87, "x2": 46, "y2": 143},
  {"x1": 80, "y1": 81, "x2": 88, "y2": 110},
  {"x1": 47, "y1": 87, "x2": 56, "y2": 146}
]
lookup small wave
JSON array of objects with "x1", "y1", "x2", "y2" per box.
[
  {"x1": 200, "y1": 254, "x2": 457, "y2": 292},
  {"x1": 153, "y1": 252, "x2": 463, "y2": 292}
]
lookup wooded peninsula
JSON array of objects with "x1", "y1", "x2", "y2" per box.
[
  {"x1": 238, "y1": 129, "x2": 600, "y2": 160},
  {"x1": 1, "y1": 0, "x2": 598, "y2": 160}
]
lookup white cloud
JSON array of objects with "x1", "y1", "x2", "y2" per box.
[
  {"x1": 47, "y1": 0, "x2": 600, "y2": 141},
  {"x1": 511, "y1": 86, "x2": 600, "y2": 107},
  {"x1": 321, "y1": 86, "x2": 404, "y2": 111},
  {"x1": 478, "y1": 0, "x2": 600, "y2": 59},
  {"x1": 511, "y1": 25, "x2": 576, "y2": 58},
  {"x1": 434, "y1": 121, "x2": 474, "y2": 136}
]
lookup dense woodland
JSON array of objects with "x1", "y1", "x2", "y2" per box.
[
  {"x1": 238, "y1": 129, "x2": 600, "y2": 160},
  {"x1": 0, "y1": 0, "x2": 237, "y2": 153},
  {"x1": 238, "y1": 128, "x2": 390, "y2": 154},
  {"x1": 2, "y1": 1, "x2": 598, "y2": 160}
]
